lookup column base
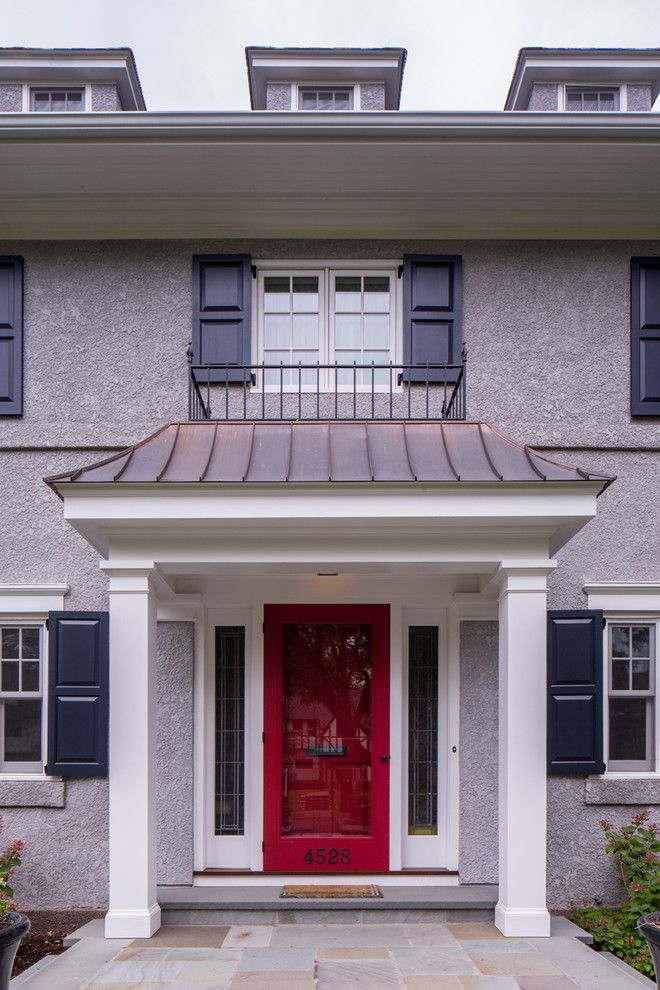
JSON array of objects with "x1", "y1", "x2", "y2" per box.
[
  {"x1": 495, "y1": 902, "x2": 551, "y2": 938},
  {"x1": 105, "y1": 904, "x2": 161, "y2": 939}
]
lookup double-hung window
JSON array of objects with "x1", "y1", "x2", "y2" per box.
[
  {"x1": 258, "y1": 266, "x2": 397, "y2": 388},
  {"x1": 607, "y1": 622, "x2": 656, "y2": 772},
  {"x1": 0, "y1": 624, "x2": 44, "y2": 773}
]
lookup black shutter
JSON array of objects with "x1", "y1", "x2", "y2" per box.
[
  {"x1": 0, "y1": 257, "x2": 23, "y2": 416},
  {"x1": 547, "y1": 610, "x2": 604, "y2": 776},
  {"x1": 632, "y1": 258, "x2": 660, "y2": 416},
  {"x1": 192, "y1": 255, "x2": 252, "y2": 383},
  {"x1": 402, "y1": 254, "x2": 462, "y2": 382},
  {"x1": 47, "y1": 612, "x2": 109, "y2": 777}
]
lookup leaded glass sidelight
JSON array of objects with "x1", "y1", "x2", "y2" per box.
[
  {"x1": 408, "y1": 626, "x2": 439, "y2": 835},
  {"x1": 215, "y1": 627, "x2": 245, "y2": 835}
]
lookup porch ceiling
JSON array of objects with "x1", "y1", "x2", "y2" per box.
[{"x1": 45, "y1": 421, "x2": 613, "y2": 489}]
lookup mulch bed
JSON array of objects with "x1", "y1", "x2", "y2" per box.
[{"x1": 11, "y1": 910, "x2": 104, "y2": 978}]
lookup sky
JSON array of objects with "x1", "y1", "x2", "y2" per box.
[{"x1": 2, "y1": 0, "x2": 660, "y2": 112}]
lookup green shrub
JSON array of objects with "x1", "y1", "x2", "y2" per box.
[{"x1": 570, "y1": 811, "x2": 660, "y2": 979}]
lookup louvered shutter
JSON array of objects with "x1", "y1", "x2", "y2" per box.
[
  {"x1": 547, "y1": 610, "x2": 604, "y2": 776},
  {"x1": 631, "y1": 258, "x2": 660, "y2": 416},
  {"x1": 0, "y1": 257, "x2": 23, "y2": 416},
  {"x1": 192, "y1": 255, "x2": 252, "y2": 383},
  {"x1": 47, "y1": 612, "x2": 109, "y2": 777},
  {"x1": 402, "y1": 255, "x2": 462, "y2": 382}
]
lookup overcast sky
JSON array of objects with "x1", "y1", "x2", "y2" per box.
[{"x1": 2, "y1": 0, "x2": 660, "y2": 111}]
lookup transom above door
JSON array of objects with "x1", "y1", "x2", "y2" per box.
[{"x1": 263, "y1": 604, "x2": 390, "y2": 872}]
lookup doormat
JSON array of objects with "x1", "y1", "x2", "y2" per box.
[{"x1": 280, "y1": 884, "x2": 382, "y2": 899}]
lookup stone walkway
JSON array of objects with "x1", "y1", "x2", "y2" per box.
[{"x1": 14, "y1": 920, "x2": 652, "y2": 990}]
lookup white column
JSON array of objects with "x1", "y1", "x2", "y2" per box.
[
  {"x1": 495, "y1": 564, "x2": 554, "y2": 938},
  {"x1": 103, "y1": 566, "x2": 161, "y2": 938}
]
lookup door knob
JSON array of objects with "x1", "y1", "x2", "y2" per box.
[{"x1": 381, "y1": 754, "x2": 391, "y2": 762}]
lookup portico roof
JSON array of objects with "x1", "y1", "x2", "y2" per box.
[{"x1": 46, "y1": 421, "x2": 613, "y2": 492}]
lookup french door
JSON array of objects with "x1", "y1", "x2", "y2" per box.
[{"x1": 263, "y1": 604, "x2": 390, "y2": 872}]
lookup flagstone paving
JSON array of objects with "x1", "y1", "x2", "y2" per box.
[{"x1": 15, "y1": 921, "x2": 652, "y2": 990}]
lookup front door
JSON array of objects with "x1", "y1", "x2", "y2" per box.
[{"x1": 263, "y1": 604, "x2": 390, "y2": 872}]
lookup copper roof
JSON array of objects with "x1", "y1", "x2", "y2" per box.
[{"x1": 45, "y1": 422, "x2": 614, "y2": 494}]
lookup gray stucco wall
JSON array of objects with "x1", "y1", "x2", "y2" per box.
[
  {"x1": 360, "y1": 84, "x2": 385, "y2": 111},
  {"x1": 627, "y1": 84, "x2": 653, "y2": 111},
  {"x1": 527, "y1": 83, "x2": 558, "y2": 111},
  {"x1": 459, "y1": 621, "x2": 498, "y2": 884},
  {"x1": 91, "y1": 84, "x2": 121, "y2": 111},
  {"x1": 0, "y1": 84, "x2": 21, "y2": 111},
  {"x1": 266, "y1": 84, "x2": 291, "y2": 110},
  {"x1": 156, "y1": 621, "x2": 194, "y2": 886}
]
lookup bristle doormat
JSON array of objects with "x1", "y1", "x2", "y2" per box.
[{"x1": 280, "y1": 884, "x2": 382, "y2": 899}]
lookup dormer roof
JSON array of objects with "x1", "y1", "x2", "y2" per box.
[
  {"x1": 0, "y1": 47, "x2": 146, "y2": 110},
  {"x1": 245, "y1": 46, "x2": 407, "y2": 110},
  {"x1": 505, "y1": 47, "x2": 660, "y2": 110}
]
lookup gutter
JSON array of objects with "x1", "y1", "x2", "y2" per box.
[{"x1": 1, "y1": 110, "x2": 660, "y2": 143}]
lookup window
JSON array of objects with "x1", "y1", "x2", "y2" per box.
[
  {"x1": 258, "y1": 267, "x2": 396, "y2": 388},
  {"x1": 607, "y1": 623, "x2": 656, "y2": 772},
  {"x1": 30, "y1": 88, "x2": 85, "y2": 112},
  {"x1": 0, "y1": 625, "x2": 44, "y2": 773},
  {"x1": 215, "y1": 627, "x2": 245, "y2": 836},
  {"x1": 408, "y1": 626, "x2": 438, "y2": 836},
  {"x1": 299, "y1": 88, "x2": 353, "y2": 111},
  {"x1": 565, "y1": 87, "x2": 620, "y2": 111}
]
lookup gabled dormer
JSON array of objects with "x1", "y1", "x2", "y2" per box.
[
  {"x1": 505, "y1": 47, "x2": 660, "y2": 111},
  {"x1": 245, "y1": 46, "x2": 406, "y2": 111},
  {"x1": 0, "y1": 47, "x2": 145, "y2": 112}
]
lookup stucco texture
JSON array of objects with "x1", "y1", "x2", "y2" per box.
[
  {"x1": 0, "y1": 85, "x2": 21, "y2": 111},
  {"x1": 266, "y1": 84, "x2": 291, "y2": 110},
  {"x1": 156, "y1": 621, "x2": 194, "y2": 886},
  {"x1": 459, "y1": 621, "x2": 498, "y2": 884},
  {"x1": 360, "y1": 84, "x2": 385, "y2": 111},
  {"x1": 627, "y1": 84, "x2": 653, "y2": 111},
  {"x1": 91, "y1": 84, "x2": 120, "y2": 111},
  {"x1": 527, "y1": 83, "x2": 558, "y2": 111}
]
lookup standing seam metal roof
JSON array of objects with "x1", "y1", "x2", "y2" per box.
[{"x1": 45, "y1": 421, "x2": 614, "y2": 494}]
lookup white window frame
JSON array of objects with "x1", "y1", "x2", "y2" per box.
[
  {"x1": 605, "y1": 620, "x2": 657, "y2": 773},
  {"x1": 560, "y1": 82, "x2": 626, "y2": 111},
  {"x1": 254, "y1": 261, "x2": 401, "y2": 392},
  {"x1": 290, "y1": 82, "x2": 360, "y2": 111},
  {"x1": 23, "y1": 83, "x2": 91, "y2": 112},
  {"x1": 0, "y1": 620, "x2": 47, "y2": 775}
]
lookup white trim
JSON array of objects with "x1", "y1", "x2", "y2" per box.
[
  {"x1": 22, "y1": 82, "x2": 90, "y2": 112},
  {"x1": 559, "y1": 81, "x2": 626, "y2": 111},
  {"x1": 495, "y1": 905, "x2": 552, "y2": 938},
  {"x1": 0, "y1": 585, "x2": 68, "y2": 613},
  {"x1": 585, "y1": 582, "x2": 660, "y2": 613},
  {"x1": 104, "y1": 904, "x2": 161, "y2": 939}
]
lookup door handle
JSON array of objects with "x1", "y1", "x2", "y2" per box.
[{"x1": 380, "y1": 754, "x2": 391, "y2": 762}]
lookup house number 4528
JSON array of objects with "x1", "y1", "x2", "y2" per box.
[{"x1": 303, "y1": 848, "x2": 350, "y2": 865}]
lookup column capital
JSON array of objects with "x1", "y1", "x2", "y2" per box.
[
  {"x1": 101, "y1": 561, "x2": 158, "y2": 595},
  {"x1": 494, "y1": 560, "x2": 557, "y2": 600}
]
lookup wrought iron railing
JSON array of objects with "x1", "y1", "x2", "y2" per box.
[{"x1": 187, "y1": 346, "x2": 467, "y2": 422}]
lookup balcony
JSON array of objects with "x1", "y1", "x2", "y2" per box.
[{"x1": 188, "y1": 349, "x2": 467, "y2": 422}]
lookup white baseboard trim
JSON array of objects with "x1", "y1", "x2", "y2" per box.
[
  {"x1": 495, "y1": 902, "x2": 551, "y2": 937},
  {"x1": 104, "y1": 904, "x2": 161, "y2": 939}
]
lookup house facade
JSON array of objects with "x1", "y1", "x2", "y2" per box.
[{"x1": 0, "y1": 43, "x2": 659, "y2": 940}]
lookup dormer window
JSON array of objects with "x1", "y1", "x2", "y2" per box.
[
  {"x1": 299, "y1": 87, "x2": 353, "y2": 111},
  {"x1": 565, "y1": 86, "x2": 620, "y2": 111},
  {"x1": 30, "y1": 87, "x2": 85, "y2": 112}
]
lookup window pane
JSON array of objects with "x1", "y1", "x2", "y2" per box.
[
  {"x1": 363, "y1": 352, "x2": 390, "y2": 385},
  {"x1": 4, "y1": 699, "x2": 41, "y2": 763},
  {"x1": 52, "y1": 93, "x2": 66, "y2": 111},
  {"x1": 600, "y1": 93, "x2": 614, "y2": 110},
  {"x1": 363, "y1": 276, "x2": 390, "y2": 313},
  {"x1": 566, "y1": 93, "x2": 582, "y2": 110},
  {"x1": 67, "y1": 92, "x2": 83, "y2": 108},
  {"x1": 611, "y1": 626, "x2": 629, "y2": 658},
  {"x1": 292, "y1": 277, "x2": 319, "y2": 312},
  {"x1": 408, "y1": 627, "x2": 438, "y2": 835},
  {"x1": 301, "y1": 92, "x2": 317, "y2": 110},
  {"x1": 1, "y1": 662, "x2": 18, "y2": 692},
  {"x1": 632, "y1": 627, "x2": 651, "y2": 658},
  {"x1": 335, "y1": 314, "x2": 361, "y2": 348},
  {"x1": 364, "y1": 314, "x2": 389, "y2": 349},
  {"x1": 335, "y1": 277, "x2": 362, "y2": 312},
  {"x1": 292, "y1": 314, "x2": 319, "y2": 348},
  {"x1": 215, "y1": 628, "x2": 245, "y2": 836},
  {"x1": 264, "y1": 277, "x2": 290, "y2": 312},
  {"x1": 632, "y1": 659, "x2": 651, "y2": 691},
  {"x1": 609, "y1": 698, "x2": 648, "y2": 762},
  {"x1": 1, "y1": 629, "x2": 19, "y2": 659},
  {"x1": 318, "y1": 92, "x2": 333, "y2": 110},
  {"x1": 264, "y1": 314, "x2": 290, "y2": 348},
  {"x1": 21, "y1": 628, "x2": 39, "y2": 660},
  {"x1": 21, "y1": 662, "x2": 40, "y2": 693},
  {"x1": 33, "y1": 92, "x2": 50, "y2": 111},
  {"x1": 263, "y1": 352, "x2": 291, "y2": 386},
  {"x1": 612, "y1": 659, "x2": 630, "y2": 691},
  {"x1": 334, "y1": 92, "x2": 350, "y2": 109}
]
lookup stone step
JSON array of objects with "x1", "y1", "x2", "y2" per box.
[{"x1": 158, "y1": 883, "x2": 498, "y2": 925}]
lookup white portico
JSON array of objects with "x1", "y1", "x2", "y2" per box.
[{"x1": 45, "y1": 421, "x2": 611, "y2": 939}]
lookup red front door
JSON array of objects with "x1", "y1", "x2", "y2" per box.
[{"x1": 263, "y1": 604, "x2": 390, "y2": 872}]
